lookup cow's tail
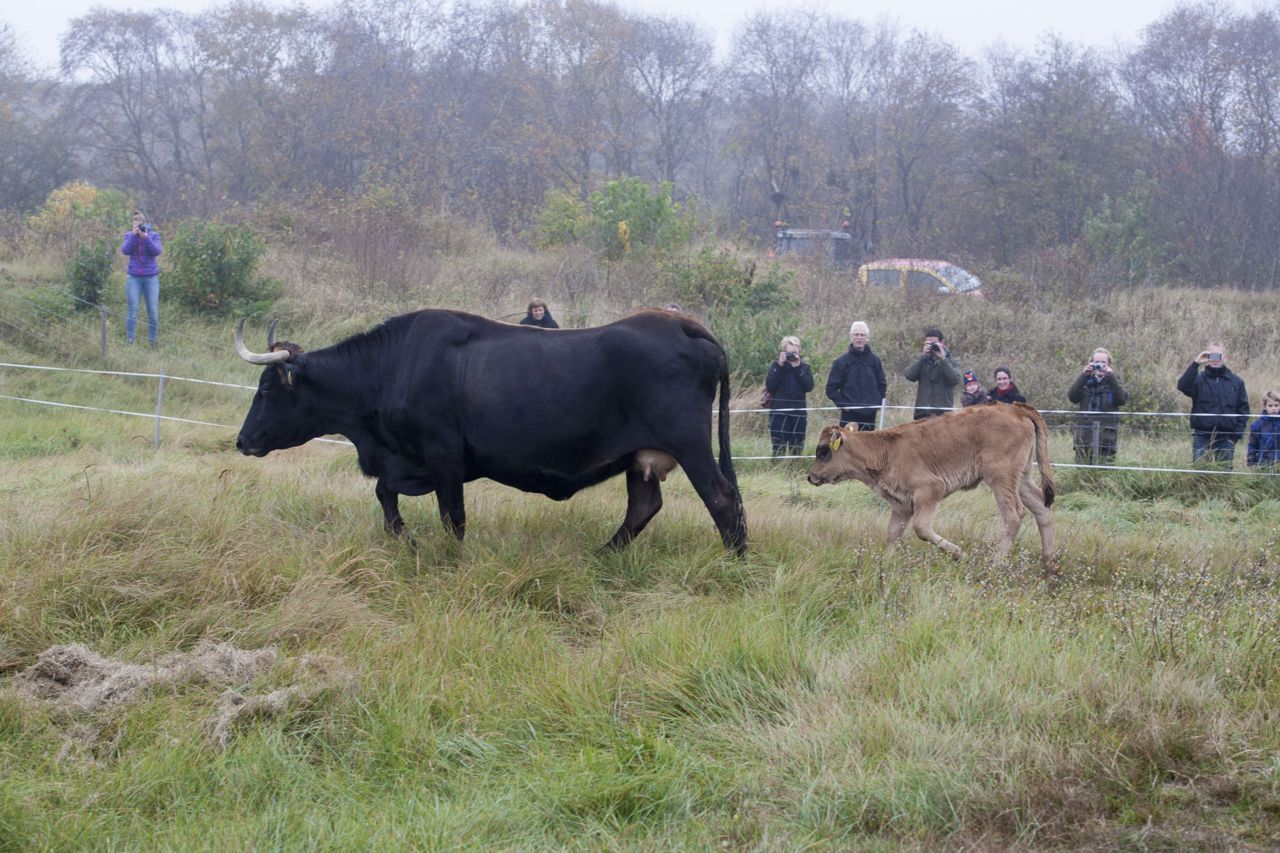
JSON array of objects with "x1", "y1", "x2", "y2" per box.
[
  {"x1": 717, "y1": 364, "x2": 738, "y2": 491},
  {"x1": 1029, "y1": 406, "x2": 1055, "y2": 507}
]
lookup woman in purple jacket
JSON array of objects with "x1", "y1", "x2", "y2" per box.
[{"x1": 121, "y1": 209, "x2": 162, "y2": 347}]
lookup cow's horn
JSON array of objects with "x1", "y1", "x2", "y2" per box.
[
  {"x1": 266, "y1": 318, "x2": 277, "y2": 349},
  {"x1": 235, "y1": 319, "x2": 291, "y2": 364}
]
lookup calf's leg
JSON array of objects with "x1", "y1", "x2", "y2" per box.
[
  {"x1": 988, "y1": 477, "x2": 1026, "y2": 561},
  {"x1": 910, "y1": 488, "x2": 962, "y2": 559},
  {"x1": 1018, "y1": 473, "x2": 1057, "y2": 572},
  {"x1": 885, "y1": 501, "x2": 912, "y2": 552}
]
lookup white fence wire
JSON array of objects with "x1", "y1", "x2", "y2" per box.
[{"x1": 3, "y1": 360, "x2": 1277, "y2": 476}]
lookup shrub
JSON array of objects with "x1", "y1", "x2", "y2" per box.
[
  {"x1": 28, "y1": 182, "x2": 132, "y2": 262},
  {"x1": 65, "y1": 237, "x2": 117, "y2": 310},
  {"x1": 534, "y1": 177, "x2": 694, "y2": 260},
  {"x1": 165, "y1": 220, "x2": 280, "y2": 317}
]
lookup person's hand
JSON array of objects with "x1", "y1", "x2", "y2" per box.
[
  {"x1": 1195, "y1": 351, "x2": 1210, "y2": 365},
  {"x1": 922, "y1": 342, "x2": 934, "y2": 357},
  {"x1": 1082, "y1": 363, "x2": 1094, "y2": 376},
  {"x1": 778, "y1": 352, "x2": 789, "y2": 366}
]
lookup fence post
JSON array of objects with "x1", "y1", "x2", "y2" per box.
[
  {"x1": 1090, "y1": 421, "x2": 1100, "y2": 465},
  {"x1": 99, "y1": 306, "x2": 108, "y2": 361},
  {"x1": 154, "y1": 371, "x2": 167, "y2": 449},
  {"x1": 877, "y1": 398, "x2": 886, "y2": 430}
]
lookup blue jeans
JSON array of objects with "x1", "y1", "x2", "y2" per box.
[
  {"x1": 126, "y1": 274, "x2": 159, "y2": 345},
  {"x1": 1192, "y1": 430, "x2": 1237, "y2": 465}
]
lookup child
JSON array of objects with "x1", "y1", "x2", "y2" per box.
[
  {"x1": 960, "y1": 370, "x2": 989, "y2": 407},
  {"x1": 1247, "y1": 390, "x2": 1280, "y2": 469}
]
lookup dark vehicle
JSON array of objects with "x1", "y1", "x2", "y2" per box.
[
  {"x1": 770, "y1": 229, "x2": 855, "y2": 266},
  {"x1": 858, "y1": 259, "x2": 984, "y2": 297},
  {"x1": 234, "y1": 310, "x2": 747, "y2": 553}
]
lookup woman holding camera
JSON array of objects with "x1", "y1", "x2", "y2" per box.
[
  {"x1": 120, "y1": 208, "x2": 162, "y2": 348},
  {"x1": 765, "y1": 335, "x2": 814, "y2": 456},
  {"x1": 1067, "y1": 347, "x2": 1128, "y2": 464}
]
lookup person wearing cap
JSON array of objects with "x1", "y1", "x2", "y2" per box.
[
  {"x1": 825, "y1": 320, "x2": 887, "y2": 431},
  {"x1": 989, "y1": 367, "x2": 1027, "y2": 404},
  {"x1": 960, "y1": 370, "x2": 989, "y2": 407},
  {"x1": 1177, "y1": 341, "x2": 1250, "y2": 464},
  {"x1": 1068, "y1": 347, "x2": 1129, "y2": 464}
]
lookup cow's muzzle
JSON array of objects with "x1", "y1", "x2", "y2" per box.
[
  {"x1": 235, "y1": 436, "x2": 267, "y2": 457},
  {"x1": 807, "y1": 473, "x2": 827, "y2": 486}
]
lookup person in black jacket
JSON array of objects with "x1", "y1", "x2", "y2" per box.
[
  {"x1": 519, "y1": 299, "x2": 559, "y2": 328},
  {"x1": 766, "y1": 335, "x2": 815, "y2": 455},
  {"x1": 989, "y1": 367, "x2": 1027, "y2": 404},
  {"x1": 825, "y1": 321, "x2": 887, "y2": 430},
  {"x1": 1177, "y1": 341, "x2": 1250, "y2": 464},
  {"x1": 1067, "y1": 347, "x2": 1129, "y2": 464}
]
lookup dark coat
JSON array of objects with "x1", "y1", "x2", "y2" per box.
[
  {"x1": 961, "y1": 388, "x2": 990, "y2": 407},
  {"x1": 766, "y1": 359, "x2": 814, "y2": 408},
  {"x1": 1067, "y1": 372, "x2": 1129, "y2": 459},
  {"x1": 989, "y1": 383, "x2": 1026, "y2": 404},
  {"x1": 1247, "y1": 414, "x2": 1280, "y2": 467},
  {"x1": 825, "y1": 345, "x2": 887, "y2": 426},
  {"x1": 519, "y1": 310, "x2": 559, "y2": 328},
  {"x1": 1176, "y1": 363, "x2": 1250, "y2": 438}
]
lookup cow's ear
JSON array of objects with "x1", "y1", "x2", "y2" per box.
[{"x1": 275, "y1": 363, "x2": 301, "y2": 387}]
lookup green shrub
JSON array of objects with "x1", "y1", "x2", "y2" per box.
[
  {"x1": 165, "y1": 220, "x2": 280, "y2": 316},
  {"x1": 28, "y1": 181, "x2": 133, "y2": 263},
  {"x1": 534, "y1": 177, "x2": 694, "y2": 260},
  {"x1": 65, "y1": 237, "x2": 116, "y2": 310}
]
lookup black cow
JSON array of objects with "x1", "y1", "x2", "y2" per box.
[{"x1": 234, "y1": 309, "x2": 747, "y2": 553}]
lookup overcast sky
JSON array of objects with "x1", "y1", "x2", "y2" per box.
[{"x1": 2, "y1": 0, "x2": 1261, "y2": 71}]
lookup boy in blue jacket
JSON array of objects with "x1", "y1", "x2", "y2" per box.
[{"x1": 1247, "y1": 391, "x2": 1280, "y2": 469}]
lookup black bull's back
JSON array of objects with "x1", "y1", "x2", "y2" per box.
[{"x1": 235, "y1": 309, "x2": 747, "y2": 553}]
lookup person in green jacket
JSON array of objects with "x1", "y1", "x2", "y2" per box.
[{"x1": 904, "y1": 326, "x2": 963, "y2": 420}]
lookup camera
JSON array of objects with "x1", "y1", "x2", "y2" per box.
[
  {"x1": 1089, "y1": 362, "x2": 1106, "y2": 371},
  {"x1": 136, "y1": 224, "x2": 147, "y2": 233},
  {"x1": 927, "y1": 341, "x2": 941, "y2": 353},
  {"x1": 786, "y1": 351, "x2": 800, "y2": 362},
  {"x1": 1208, "y1": 352, "x2": 1223, "y2": 361}
]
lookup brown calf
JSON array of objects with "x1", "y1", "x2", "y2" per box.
[{"x1": 807, "y1": 403, "x2": 1057, "y2": 571}]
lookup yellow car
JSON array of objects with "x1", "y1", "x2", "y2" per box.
[{"x1": 857, "y1": 259, "x2": 984, "y2": 297}]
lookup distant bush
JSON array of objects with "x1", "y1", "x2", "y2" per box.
[
  {"x1": 65, "y1": 237, "x2": 117, "y2": 310},
  {"x1": 660, "y1": 249, "x2": 801, "y2": 380},
  {"x1": 28, "y1": 182, "x2": 132, "y2": 262},
  {"x1": 165, "y1": 220, "x2": 280, "y2": 317},
  {"x1": 535, "y1": 177, "x2": 695, "y2": 260}
]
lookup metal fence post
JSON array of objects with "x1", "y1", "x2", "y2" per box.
[
  {"x1": 1091, "y1": 421, "x2": 1100, "y2": 465},
  {"x1": 99, "y1": 306, "x2": 108, "y2": 361},
  {"x1": 154, "y1": 371, "x2": 166, "y2": 449}
]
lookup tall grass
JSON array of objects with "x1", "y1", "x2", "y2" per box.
[{"x1": 1, "y1": 250, "x2": 1279, "y2": 847}]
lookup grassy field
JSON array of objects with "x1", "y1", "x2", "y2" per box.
[{"x1": 1, "y1": 253, "x2": 1279, "y2": 848}]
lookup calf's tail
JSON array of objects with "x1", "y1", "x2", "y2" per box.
[{"x1": 1031, "y1": 407, "x2": 1055, "y2": 507}]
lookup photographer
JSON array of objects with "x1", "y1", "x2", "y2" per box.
[
  {"x1": 120, "y1": 209, "x2": 162, "y2": 348},
  {"x1": 765, "y1": 335, "x2": 814, "y2": 456},
  {"x1": 825, "y1": 320, "x2": 887, "y2": 431},
  {"x1": 903, "y1": 327, "x2": 962, "y2": 419},
  {"x1": 1177, "y1": 342, "x2": 1250, "y2": 465},
  {"x1": 1067, "y1": 347, "x2": 1129, "y2": 464}
]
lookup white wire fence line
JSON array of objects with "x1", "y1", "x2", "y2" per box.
[
  {"x1": 4, "y1": 361, "x2": 1277, "y2": 477},
  {"x1": 0, "y1": 361, "x2": 1260, "y2": 420}
]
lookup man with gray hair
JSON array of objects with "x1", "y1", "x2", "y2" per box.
[{"x1": 825, "y1": 320, "x2": 887, "y2": 430}]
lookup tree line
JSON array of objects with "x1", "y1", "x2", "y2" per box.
[{"x1": 3, "y1": 0, "x2": 1280, "y2": 289}]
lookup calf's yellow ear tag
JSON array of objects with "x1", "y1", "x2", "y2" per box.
[{"x1": 829, "y1": 432, "x2": 843, "y2": 452}]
